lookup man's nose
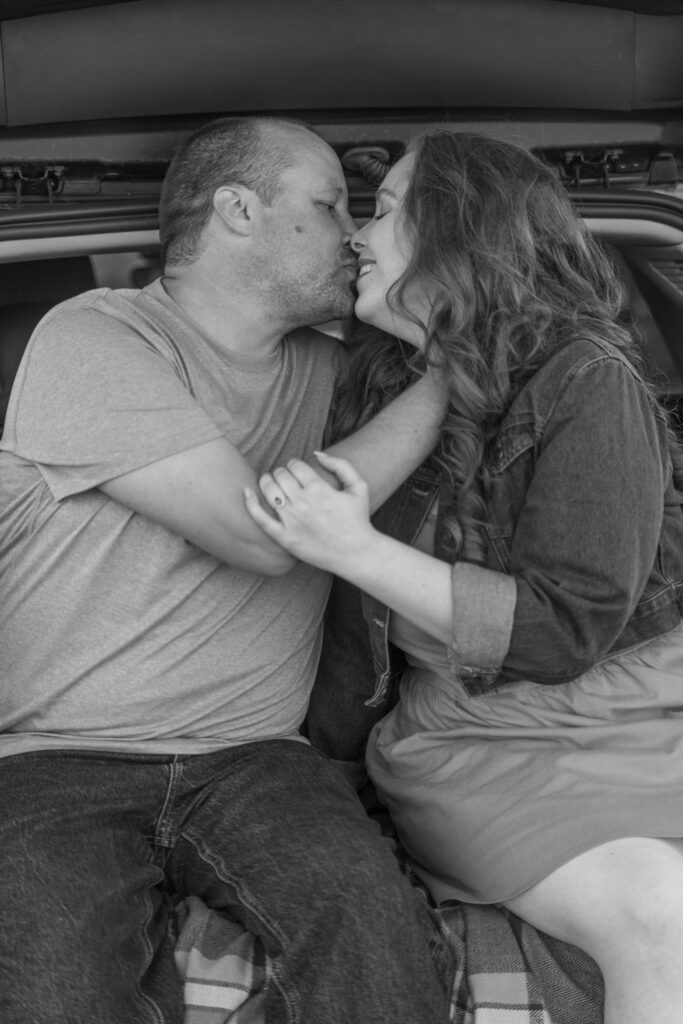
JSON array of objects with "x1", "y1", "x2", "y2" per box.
[
  {"x1": 341, "y1": 210, "x2": 359, "y2": 246},
  {"x1": 349, "y1": 222, "x2": 367, "y2": 253}
]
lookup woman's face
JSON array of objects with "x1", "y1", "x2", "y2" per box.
[{"x1": 351, "y1": 152, "x2": 428, "y2": 349}]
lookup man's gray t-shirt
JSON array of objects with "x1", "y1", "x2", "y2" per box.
[{"x1": 0, "y1": 280, "x2": 339, "y2": 757}]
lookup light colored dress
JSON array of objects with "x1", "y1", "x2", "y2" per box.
[{"x1": 365, "y1": 524, "x2": 683, "y2": 905}]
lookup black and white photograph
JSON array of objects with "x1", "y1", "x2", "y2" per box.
[{"x1": 0, "y1": 2, "x2": 682, "y2": 1021}]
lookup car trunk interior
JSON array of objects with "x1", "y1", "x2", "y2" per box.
[{"x1": 0, "y1": 0, "x2": 682, "y2": 434}]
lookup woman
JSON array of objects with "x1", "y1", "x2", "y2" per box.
[{"x1": 244, "y1": 131, "x2": 683, "y2": 1024}]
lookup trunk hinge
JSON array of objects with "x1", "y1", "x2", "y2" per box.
[{"x1": 0, "y1": 164, "x2": 66, "y2": 204}]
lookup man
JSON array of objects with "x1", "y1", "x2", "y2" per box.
[{"x1": 0, "y1": 117, "x2": 452, "y2": 1023}]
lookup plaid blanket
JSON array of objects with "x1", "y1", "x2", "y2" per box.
[{"x1": 175, "y1": 895, "x2": 603, "y2": 1023}]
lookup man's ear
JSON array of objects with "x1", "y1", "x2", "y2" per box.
[{"x1": 213, "y1": 185, "x2": 255, "y2": 237}]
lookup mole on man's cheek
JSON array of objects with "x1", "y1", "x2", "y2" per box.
[{"x1": 294, "y1": 225, "x2": 304, "y2": 233}]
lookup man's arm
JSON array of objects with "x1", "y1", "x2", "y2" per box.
[
  {"x1": 100, "y1": 368, "x2": 445, "y2": 574},
  {"x1": 100, "y1": 437, "x2": 296, "y2": 575},
  {"x1": 319, "y1": 367, "x2": 445, "y2": 512}
]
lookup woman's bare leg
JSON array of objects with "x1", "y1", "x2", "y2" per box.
[{"x1": 503, "y1": 837, "x2": 683, "y2": 1024}]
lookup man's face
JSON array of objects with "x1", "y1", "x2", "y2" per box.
[{"x1": 255, "y1": 138, "x2": 358, "y2": 328}]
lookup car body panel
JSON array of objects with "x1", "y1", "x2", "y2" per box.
[
  {"x1": 0, "y1": 0, "x2": 682, "y2": 425},
  {"x1": 0, "y1": 0, "x2": 682, "y2": 131}
]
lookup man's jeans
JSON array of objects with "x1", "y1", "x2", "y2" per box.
[{"x1": 0, "y1": 740, "x2": 453, "y2": 1023}]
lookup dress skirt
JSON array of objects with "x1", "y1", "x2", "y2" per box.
[{"x1": 365, "y1": 620, "x2": 683, "y2": 905}]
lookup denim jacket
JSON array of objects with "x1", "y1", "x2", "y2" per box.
[{"x1": 305, "y1": 337, "x2": 683, "y2": 763}]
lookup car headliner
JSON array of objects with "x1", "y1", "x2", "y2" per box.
[{"x1": 0, "y1": 0, "x2": 681, "y2": 133}]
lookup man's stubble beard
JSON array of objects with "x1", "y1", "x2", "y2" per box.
[{"x1": 268, "y1": 271, "x2": 356, "y2": 331}]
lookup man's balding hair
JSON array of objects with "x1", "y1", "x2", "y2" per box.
[{"x1": 159, "y1": 116, "x2": 320, "y2": 267}]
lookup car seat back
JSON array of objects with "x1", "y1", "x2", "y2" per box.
[{"x1": 0, "y1": 256, "x2": 96, "y2": 435}]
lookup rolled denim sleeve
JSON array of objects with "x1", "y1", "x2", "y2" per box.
[
  {"x1": 503, "y1": 355, "x2": 666, "y2": 684},
  {"x1": 448, "y1": 562, "x2": 516, "y2": 678}
]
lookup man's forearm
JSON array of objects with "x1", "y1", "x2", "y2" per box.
[{"x1": 321, "y1": 370, "x2": 446, "y2": 512}]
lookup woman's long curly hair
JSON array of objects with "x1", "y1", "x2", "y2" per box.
[{"x1": 331, "y1": 130, "x2": 656, "y2": 562}]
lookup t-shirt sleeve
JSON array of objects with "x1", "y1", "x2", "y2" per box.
[{"x1": 4, "y1": 301, "x2": 223, "y2": 501}]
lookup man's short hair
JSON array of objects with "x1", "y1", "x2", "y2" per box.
[{"x1": 159, "y1": 116, "x2": 318, "y2": 267}]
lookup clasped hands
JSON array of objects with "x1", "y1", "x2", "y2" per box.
[{"x1": 244, "y1": 451, "x2": 376, "y2": 574}]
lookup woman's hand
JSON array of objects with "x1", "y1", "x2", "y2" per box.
[
  {"x1": 247, "y1": 450, "x2": 483, "y2": 651},
  {"x1": 243, "y1": 451, "x2": 378, "y2": 574}
]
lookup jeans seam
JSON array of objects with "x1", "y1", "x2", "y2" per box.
[
  {"x1": 153, "y1": 757, "x2": 182, "y2": 853},
  {"x1": 136, "y1": 817, "x2": 174, "y2": 1024},
  {"x1": 270, "y1": 968, "x2": 298, "y2": 1024},
  {"x1": 180, "y1": 828, "x2": 298, "y2": 1024},
  {"x1": 135, "y1": 893, "x2": 167, "y2": 1024}
]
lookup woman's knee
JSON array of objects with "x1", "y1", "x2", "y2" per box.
[
  {"x1": 606, "y1": 844, "x2": 683, "y2": 955},
  {"x1": 505, "y1": 837, "x2": 683, "y2": 961}
]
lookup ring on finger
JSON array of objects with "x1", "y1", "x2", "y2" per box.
[{"x1": 272, "y1": 494, "x2": 287, "y2": 509}]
